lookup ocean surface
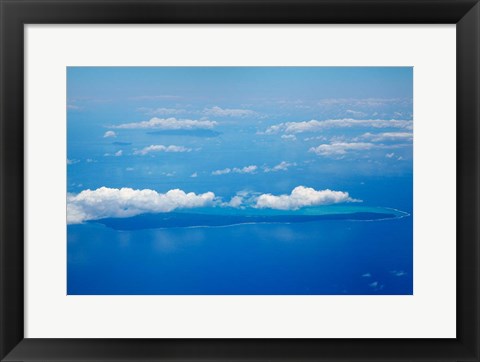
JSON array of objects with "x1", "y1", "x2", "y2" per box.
[{"x1": 67, "y1": 209, "x2": 412, "y2": 295}]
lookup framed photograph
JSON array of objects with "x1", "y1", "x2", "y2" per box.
[{"x1": 1, "y1": 1, "x2": 479, "y2": 361}]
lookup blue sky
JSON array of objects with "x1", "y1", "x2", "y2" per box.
[{"x1": 67, "y1": 67, "x2": 413, "y2": 224}]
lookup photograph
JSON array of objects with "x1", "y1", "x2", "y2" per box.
[{"x1": 67, "y1": 66, "x2": 413, "y2": 295}]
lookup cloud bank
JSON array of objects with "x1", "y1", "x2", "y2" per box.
[
  {"x1": 264, "y1": 161, "x2": 296, "y2": 172},
  {"x1": 113, "y1": 117, "x2": 217, "y2": 130},
  {"x1": 255, "y1": 186, "x2": 358, "y2": 210},
  {"x1": 134, "y1": 145, "x2": 192, "y2": 155},
  {"x1": 138, "y1": 107, "x2": 187, "y2": 116},
  {"x1": 212, "y1": 165, "x2": 258, "y2": 175},
  {"x1": 265, "y1": 118, "x2": 413, "y2": 134},
  {"x1": 67, "y1": 187, "x2": 215, "y2": 224},
  {"x1": 204, "y1": 106, "x2": 257, "y2": 117},
  {"x1": 281, "y1": 134, "x2": 297, "y2": 141},
  {"x1": 212, "y1": 168, "x2": 232, "y2": 176},
  {"x1": 357, "y1": 132, "x2": 413, "y2": 142},
  {"x1": 309, "y1": 142, "x2": 375, "y2": 156},
  {"x1": 67, "y1": 159, "x2": 80, "y2": 165},
  {"x1": 67, "y1": 185, "x2": 359, "y2": 222},
  {"x1": 103, "y1": 131, "x2": 117, "y2": 138},
  {"x1": 309, "y1": 140, "x2": 410, "y2": 157},
  {"x1": 235, "y1": 165, "x2": 257, "y2": 174}
]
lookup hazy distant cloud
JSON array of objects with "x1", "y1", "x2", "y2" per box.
[
  {"x1": 113, "y1": 117, "x2": 217, "y2": 130},
  {"x1": 138, "y1": 107, "x2": 187, "y2": 116},
  {"x1": 265, "y1": 119, "x2": 413, "y2": 134},
  {"x1": 385, "y1": 153, "x2": 395, "y2": 158},
  {"x1": 234, "y1": 165, "x2": 257, "y2": 174},
  {"x1": 134, "y1": 144, "x2": 192, "y2": 155},
  {"x1": 67, "y1": 104, "x2": 82, "y2": 111},
  {"x1": 255, "y1": 186, "x2": 359, "y2": 210},
  {"x1": 318, "y1": 97, "x2": 411, "y2": 107},
  {"x1": 281, "y1": 134, "x2": 297, "y2": 141},
  {"x1": 345, "y1": 110, "x2": 367, "y2": 117},
  {"x1": 274, "y1": 99, "x2": 311, "y2": 109},
  {"x1": 104, "y1": 150, "x2": 125, "y2": 157},
  {"x1": 204, "y1": 106, "x2": 257, "y2": 118},
  {"x1": 358, "y1": 132, "x2": 413, "y2": 142},
  {"x1": 309, "y1": 142, "x2": 375, "y2": 156},
  {"x1": 129, "y1": 95, "x2": 181, "y2": 101},
  {"x1": 67, "y1": 187, "x2": 215, "y2": 224},
  {"x1": 212, "y1": 168, "x2": 232, "y2": 176},
  {"x1": 190, "y1": 172, "x2": 198, "y2": 178},
  {"x1": 390, "y1": 270, "x2": 407, "y2": 277},
  {"x1": 212, "y1": 165, "x2": 258, "y2": 175},
  {"x1": 304, "y1": 136, "x2": 328, "y2": 142},
  {"x1": 264, "y1": 161, "x2": 296, "y2": 173},
  {"x1": 103, "y1": 131, "x2": 117, "y2": 138},
  {"x1": 67, "y1": 159, "x2": 80, "y2": 165}
]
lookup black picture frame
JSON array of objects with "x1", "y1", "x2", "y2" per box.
[{"x1": 1, "y1": 1, "x2": 479, "y2": 361}]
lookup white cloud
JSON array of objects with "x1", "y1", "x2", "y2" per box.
[
  {"x1": 385, "y1": 153, "x2": 395, "y2": 158},
  {"x1": 255, "y1": 186, "x2": 358, "y2": 210},
  {"x1": 190, "y1": 172, "x2": 198, "y2": 178},
  {"x1": 212, "y1": 165, "x2": 257, "y2": 175},
  {"x1": 103, "y1": 130, "x2": 117, "y2": 138},
  {"x1": 226, "y1": 196, "x2": 243, "y2": 208},
  {"x1": 134, "y1": 145, "x2": 192, "y2": 155},
  {"x1": 234, "y1": 165, "x2": 257, "y2": 174},
  {"x1": 309, "y1": 142, "x2": 375, "y2": 156},
  {"x1": 265, "y1": 118, "x2": 413, "y2": 134},
  {"x1": 281, "y1": 134, "x2": 297, "y2": 141},
  {"x1": 345, "y1": 110, "x2": 367, "y2": 117},
  {"x1": 113, "y1": 117, "x2": 217, "y2": 130},
  {"x1": 318, "y1": 97, "x2": 409, "y2": 107},
  {"x1": 304, "y1": 136, "x2": 328, "y2": 142},
  {"x1": 114, "y1": 150, "x2": 123, "y2": 157},
  {"x1": 358, "y1": 132, "x2": 413, "y2": 142},
  {"x1": 264, "y1": 161, "x2": 296, "y2": 173},
  {"x1": 67, "y1": 187, "x2": 216, "y2": 224},
  {"x1": 204, "y1": 106, "x2": 257, "y2": 117},
  {"x1": 212, "y1": 168, "x2": 231, "y2": 175},
  {"x1": 67, "y1": 159, "x2": 80, "y2": 165}
]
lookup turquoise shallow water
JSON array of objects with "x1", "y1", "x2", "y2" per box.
[
  {"x1": 92, "y1": 205, "x2": 408, "y2": 230},
  {"x1": 174, "y1": 204, "x2": 409, "y2": 216}
]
